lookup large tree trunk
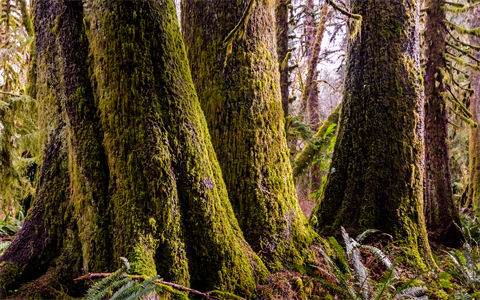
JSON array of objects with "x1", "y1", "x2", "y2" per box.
[
  {"x1": 276, "y1": 0, "x2": 290, "y2": 116},
  {"x1": 467, "y1": 6, "x2": 480, "y2": 211},
  {"x1": 181, "y1": 0, "x2": 316, "y2": 269},
  {"x1": 310, "y1": 0, "x2": 434, "y2": 268},
  {"x1": 0, "y1": 1, "x2": 267, "y2": 298},
  {"x1": 423, "y1": 0, "x2": 463, "y2": 247}
]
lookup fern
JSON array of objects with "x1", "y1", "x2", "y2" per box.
[
  {"x1": 0, "y1": 241, "x2": 11, "y2": 256},
  {"x1": 312, "y1": 228, "x2": 427, "y2": 300},
  {"x1": 84, "y1": 267, "x2": 128, "y2": 300},
  {"x1": 83, "y1": 258, "x2": 191, "y2": 300}
]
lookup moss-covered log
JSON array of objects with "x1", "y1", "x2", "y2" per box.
[
  {"x1": 181, "y1": 0, "x2": 316, "y2": 269},
  {"x1": 310, "y1": 0, "x2": 435, "y2": 268},
  {"x1": 0, "y1": 0, "x2": 267, "y2": 298},
  {"x1": 467, "y1": 6, "x2": 480, "y2": 211},
  {"x1": 423, "y1": 0, "x2": 463, "y2": 247}
]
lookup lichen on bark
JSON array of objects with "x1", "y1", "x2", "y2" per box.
[{"x1": 310, "y1": 0, "x2": 435, "y2": 268}]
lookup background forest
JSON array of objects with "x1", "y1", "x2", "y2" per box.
[{"x1": 1, "y1": 0, "x2": 480, "y2": 299}]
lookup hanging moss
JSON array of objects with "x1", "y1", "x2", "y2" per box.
[
  {"x1": 310, "y1": 0, "x2": 435, "y2": 269},
  {"x1": 181, "y1": 0, "x2": 317, "y2": 270}
]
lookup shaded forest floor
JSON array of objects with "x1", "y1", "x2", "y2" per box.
[{"x1": 2, "y1": 206, "x2": 479, "y2": 299}]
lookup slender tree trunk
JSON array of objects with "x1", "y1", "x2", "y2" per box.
[
  {"x1": 300, "y1": 0, "x2": 316, "y2": 118},
  {"x1": 0, "y1": 1, "x2": 266, "y2": 298},
  {"x1": 310, "y1": 0, "x2": 434, "y2": 268},
  {"x1": 423, "y1": 0, "x2": 463, "y2": 247},
  {"x1": 181, "y1": 0, "x2": 316, "y2": 269},
  {"x1": 276, "y1": 0, "x2": 290, "y2": 116},
  {"x1": 467, "y1": 6, "x2": 480, "y2": 211},
  {"x1": 302, "y1": 4, "x2": 328, "y2": 198},
  {"x1": 304, "y1": 3, "x2": 328, "y2": 130}
]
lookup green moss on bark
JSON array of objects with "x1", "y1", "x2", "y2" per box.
[
  {"x1": 423, "y1": 0, "x2": 463, "y2": 247},
  {"x1": 310, "y1": 0, "x2": 435, "y2": 269},
  {"x1": 0, "y1": 0, "x2": 267, "y2": 297},
  {"x1": 467, "y1": 6, "x2": 480, "y2": 211},
  {"x1": 181, "y1": 0, "x2": 317, "y2": 270}
]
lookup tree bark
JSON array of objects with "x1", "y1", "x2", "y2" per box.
[
  {"x1": 467, "y1": 5, "x2": 480, "y2": 211},
  {"x1": 0, "y1": 1, "x2": 267, "y2": 298},
  {"x1": 276, "y1": 0, "x2": 290, "y2": 116},
  {"x1": 302, "y1": 3, "x2": 329, "y2": 199},
  {"x1": 310, "y1": 0, "x2": 435, "y2": 268},
  {"x1": 304, "y1": 4, "x2": 328, "y2": 130},
  {"x1": 181, "y1": 0, "x2": 316, "y2": 269},
  {"x1": 423, "y1": 0, "x2": 463, "y2": 247}
]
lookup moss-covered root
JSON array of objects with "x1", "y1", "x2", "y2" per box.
[
  {"x1": 310, "y1": 0, "x2": 435, "y2": 269},
  {"x1": 84, "y1": 0, "x2": 267, "y2": 295},
  {"x1": 2, "y1": 0, "x2": 267, "y2": 297},
  {"x1": 181, "y1": 0, "x2": 317, "y2": 271},
  {"x1": 293, "y1": 104, "x2": 341, "y2": 178}
]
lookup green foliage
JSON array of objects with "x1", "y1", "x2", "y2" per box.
[
  {"x1": 311, "y1": 227, "x2": 427, "y2": 299},
  {"x1": 439, "y1": 213, "x2": 480, "y2": 297},
  {"x1": 84, "y1": 268, "x2": 130, "y2": 300},
  {"x1": 83, "y1": 259, "x2": 187, "y2": 300},
  {"x1": 310, "y1": 124, "x2": 337, "y2": 201},
  {"x1": 285, "y1": 116, "x2": 315, "y2": 144},
  {"x1": 0, "y1": 210, "x2": 23, "y2": 237},
  {"x1": 0, "y1": 0, "x2": 33, "y2": 93},
  {"x1": 443, "y1": 246, "x2": 480, "y2": 291},
  {"x1": 0, "y1": 93, "x2": 38, "y2": 212}
]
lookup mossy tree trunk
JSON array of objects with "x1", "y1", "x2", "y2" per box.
[
  {"x1": 276, "y1": 0, "x2": 290, "y2": 116},
  {"x1": 300, "y1": 0, "x2": 316, "y2": 118},
  {"x1": 310, "y1": 0, "x2": 434, "y2": 268},
  {"x1": 0, "y1": 0, "x2": 267, "y2": 298},
  {"x1": 304, "y1": 4, "x2": 328, "y2": 130},
  {"x1": 302, "y1": 4, "x2": 329, "y2": 197},
  {"x1": 423, "y1": 0, "x2": 463, "y2": 247},
  {"x1": 181, "y1": 0, "x2": 316, "y2": 269},
  {"x1": 467, "y1": 6, "x2": 480, "y2": 211}
]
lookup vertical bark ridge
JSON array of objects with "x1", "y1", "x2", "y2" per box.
[
  {"x1": 423, "y1": 0, "x2": 463, "y2": 247},
  {"x1": 0, "y1": 0, "x2": 267, "y2": 297},
  {"x1": 311, "y1": 0, "x2": 435, "y2": 268},
  {"x1": 468, "y1": 6, "x2": 480, "y2": 211},
  {"x1": 276, "y1": 0, "x2": 290, "y2": 116},
  {"x1": 181, "y1": 0, "x2": 316, "y2": 269}
]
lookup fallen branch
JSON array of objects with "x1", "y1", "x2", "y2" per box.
[{"x1": 74, "y1": 273, "x2": 223, "y2": 300}]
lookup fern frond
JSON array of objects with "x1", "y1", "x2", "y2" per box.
[
  {"x1": 84, "y1": 267, "x2": 127, "y2": 300},
  {"x1": 356, "y1": 229, "x2": 379, "y2": 243},
  {"x1": 329, "y1": 236, "x2": 352, "y2": 277},
  {"x1": 391, "y1": 286, "x2": 427, "y2": 300}
]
